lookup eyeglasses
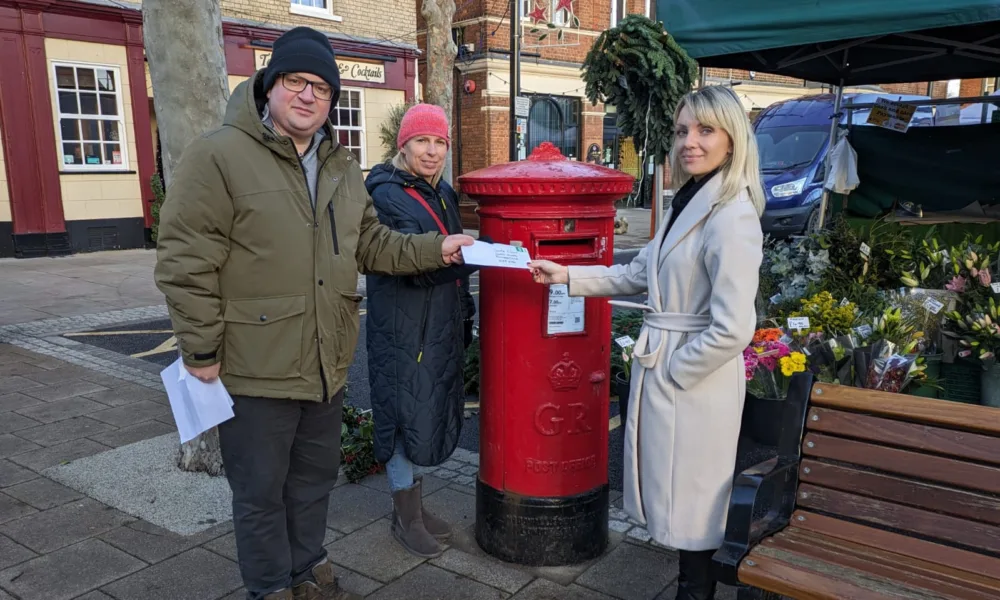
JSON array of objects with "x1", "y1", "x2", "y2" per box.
[{"x1": 281, "y1": 73, "x2": 334, "y2": 101}]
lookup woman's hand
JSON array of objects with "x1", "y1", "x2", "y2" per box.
[{"x1": 529, "y1": 260, "x2": 569, "y2": 285}]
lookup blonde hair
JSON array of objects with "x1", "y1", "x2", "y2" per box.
[
  {"x1": 668, "y1": 85, "x2": 766, "y2": 216},
  {"x1": 392, "y1": 142, "x2": 444, "y2": 189}
]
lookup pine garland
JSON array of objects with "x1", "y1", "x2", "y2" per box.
[{"x1": 582, "y1": 15, "x2": 699, "y2": 165}]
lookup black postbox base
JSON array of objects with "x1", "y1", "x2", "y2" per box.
[{"x1": 475, "y1": 479, "x2": 609, "y2": 566}]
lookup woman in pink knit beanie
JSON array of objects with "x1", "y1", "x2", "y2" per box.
[{"x1": 363, "y1": 103, "x2": 477, "y2": 560}]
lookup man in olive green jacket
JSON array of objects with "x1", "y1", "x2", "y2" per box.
[{"x1": 154, "y1": 27, "x2": 472, "y2": 600}]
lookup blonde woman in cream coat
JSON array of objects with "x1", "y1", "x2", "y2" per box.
[{"x1": 529, "y1": 85, "x2": 766, "y2": 600}]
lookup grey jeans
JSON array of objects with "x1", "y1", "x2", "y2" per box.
[{"x1": 218, "y1": 390, "x2": 344, "y2": 600}]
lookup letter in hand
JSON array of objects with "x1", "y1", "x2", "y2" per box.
[
  {"x1": 528, "y1": 260, "x2": 569, "y2": 285},
  {"x1": 443, "y1": 234, "x2": 475, "y2": 264},
  {"x1": 185, "y1": 363, "x2": 221, "y2": 383}
]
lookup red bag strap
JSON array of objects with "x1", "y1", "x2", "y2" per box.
[{"x1": 403, "y1": 187, "x2": 449, "y2": 235}]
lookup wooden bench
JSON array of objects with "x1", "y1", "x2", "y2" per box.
[{"x1": 715, "y1": 373, "x2": 1000, "y2": 599}]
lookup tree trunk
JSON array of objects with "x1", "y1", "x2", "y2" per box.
[
  {"x1": 143, "y1": 0, "x2": 230, "y2": 475},
  {"x1": 421, "y1": 0, "x2": 458, "y2": 184}
]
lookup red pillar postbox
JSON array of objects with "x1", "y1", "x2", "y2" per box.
[{"x1": 457, "y1": 142, "x2": 635, "y2": 566}]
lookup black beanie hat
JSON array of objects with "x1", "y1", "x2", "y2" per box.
[{"x1": 263, "y1": 26, "x2": 342, "y2": 105}]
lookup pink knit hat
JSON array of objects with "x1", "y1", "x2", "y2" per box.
[{"x1": 397, "y1": 103, "x2": 451, "y2": 149}]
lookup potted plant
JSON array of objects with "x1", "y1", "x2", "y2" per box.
[{"x1": 741, "y1": 328, "x2": 807, "y2": 446}]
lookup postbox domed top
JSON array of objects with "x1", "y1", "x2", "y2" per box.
[{"x1": 457, "y1": 142, "x2": 635, "y2": 204}]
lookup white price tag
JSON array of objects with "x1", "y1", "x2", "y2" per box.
[
  {"x1": 860, "y1": 242, "x2": 871, "y2": 259},
  {"x1": 854, "y1": 325, "x2": 873, "y2": 339},
  {"x1": 615, "y1": 335, "x2": 635, "y2": 349},
  {"x1": 787, "y1": 317, "x2": 811, "y2": 331},
  {"x1": 922, "y1": 296, "x2": 944, "y2": 315},
  {"x1": 840, "y1": 297, "x2": 850, "y2": 307},
  {"x1": 991, "y1": 282, "x2": 1000, "y2": 293}
]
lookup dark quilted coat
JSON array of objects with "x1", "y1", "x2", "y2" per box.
[{"x1": 364, "y1": 163, "x2": 477, "y2": 466}]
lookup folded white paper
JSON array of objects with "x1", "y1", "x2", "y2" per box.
[
  {"x1": 460, "y1": 240, "x2": 532, "y2": 269},
  {"x1": 160, "y1": 358, "x2": 235, "y2": 444}
]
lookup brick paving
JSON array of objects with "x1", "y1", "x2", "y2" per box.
[{"x1": 0, "y1": 246, "x2": 743, "y2": 600}]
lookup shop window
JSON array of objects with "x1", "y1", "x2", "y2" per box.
[
  {"x1": 611, "y1": 0, "x2": 627, "y2": 26},
  {"x1": 53, "y1": 63, "x2": 127, "y2": 171},
  {"x1": 332, "y1": 88, "x2": 365, "y2": 167},
  {"x1": 526, "y1": 95, "x2": 581, "y2": 160},
  {"x1": 289, "y1": 0, "x2": 343, "y2": 21}
]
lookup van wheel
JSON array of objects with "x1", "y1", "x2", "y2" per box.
[{"x1": 804, "y1": 207, "x2": 821, "y2": 233}]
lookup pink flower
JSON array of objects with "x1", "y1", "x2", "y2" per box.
[
  {"x1": 979, "y1": 269, "x2": 992, "y2": 287},
  {"x1": 765, "y1": 340, "x2": 791, "y2": 358},
  {"x1": 946, "y1": 275, "x2": 967, "y2": 293},
  {"x1": 760, "y1": 356, "x2": 778, "y2": 371}
]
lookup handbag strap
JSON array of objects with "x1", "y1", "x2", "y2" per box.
[{"x1": 403, "y1": 186, "x2": 449, "y2": 235}]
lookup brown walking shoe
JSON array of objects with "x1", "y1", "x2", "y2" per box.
[
  {"x1": 264, "y1": 590, "x2": 294, "y2": 600},
  {"x1": 391, "y1": 479, "x2": 444, "y2": 558},
  {"x1": 292, "y1": 560, "x2": 363, "y2": 600},
  {"x1": 414, "y1": 475, "x2": 452, "y2": 542}
]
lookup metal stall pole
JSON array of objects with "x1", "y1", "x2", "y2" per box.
[{"x1": 815, "y1": 82, "x2": 843, "y2": 231}]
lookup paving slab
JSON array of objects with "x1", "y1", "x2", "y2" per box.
[
  {"x1": 0, "y1": 434, "x2": 42, "y2": 460},
  {"x1": 327, "y1": 518, "x2": 425, "y2": 583},
  {"x1": 88, "y1": 420, "x2": 175, "y2": 448},
  {"x1": 368, "y1": 564, "x2": 509, "y2": 600},
  {"x1": 576, "y1": 543, "x2": 678, "y2": 600},
  {"x1": 21, "y1": 366, "x2": 92, "y2": 385},
  {"x1": 0, "y1": 538, "x2": 145, "y2": 600},
  {"x1": 8, "y1": 438, "x2": 110, "y2": 471},
  {"x1": 0, "y1": 412, "x2": 42, "y2": 435},
  {"x1": 421, "y1": 486, "x2": 477, "y2": 531},
  {"x1": 0, "y1": 534, "x2": 36, "y2": 571},
  {"x1": 87, "y1": 400, "x2": 170, "y2": 427},
  {"x1": 0, "y1": 376, "x2": 43, "y2": 395},
  {"x1": 73, "y1": 591, "x2": 116, "y2": 600},
  {"x1": 2, "y1": 478, "x2": 83, "y2": 510},
  {"x1": 511, "y1": 579, "x2": 617, "y2": 600},
  {"x1": 0, "y1": 492, "x2": 38, "y2": 525},
  {"x1": 326, "y1": 483, "x2": 393, "y2": 534},
  {"x1": 0, "y1": 498, "x2": 134, "y2": 553},
  {"x1": 0, "y1": 461, "x2": 36, "y2": 488},
  {"x1": 15, "y1": 416, "x2": 116, "y2": 447},
  {"x1": 15, "y1": 396, "x2": 106, "y2": 423},
  {"x1": 84, "y1": 383, "x2": 165, "y2": 407},
  {"x1": 0, "y1": 362, "x2": 46, "y2": 378},
  {"x1": 0, "y1": 393, "x2": 42, "y2": 414},
  {"x1": 430, "y1": 548, "x2": 534, "y2": 594},
  {"x1": 20, "y1": 380, "x2": 109, "y2": 404},
  {"x1": 358, "y1": 472, "x2": 450, "y2": 496},
  {"x1": 327, "y1": 565, "x2": 383, "y2": 598},
  {"x1": 656, "y1": 583, "x2": 739, "y2": 599},
  {"x1": 100, "y1": 519, "x2": 230, "y2": 564},
  {"x1": 44, "y1": 433, "x2": 231, "y2": 535},
  {"x1": 100, "y1": 547, "x2": 242, "y2": 600}
]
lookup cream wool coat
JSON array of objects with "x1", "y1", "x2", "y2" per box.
[{"x1": 568, "y1": 175, "x2": 763, "y2": 550}]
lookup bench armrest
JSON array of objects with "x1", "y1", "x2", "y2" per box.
[{"x1": 712, "y1": 372, "x2": 814, "y2": 586}]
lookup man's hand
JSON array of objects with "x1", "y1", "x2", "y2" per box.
[
  {"x1": 442, "y1": 234, "x2": 475, "y2": 264},
  {"x1": 185, "y1": 363, "x2": 221, "y2": 383}
]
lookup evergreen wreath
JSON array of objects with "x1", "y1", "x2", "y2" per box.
[{"x1": 582, "y1": 15, "x2": 699, "y2": 165}]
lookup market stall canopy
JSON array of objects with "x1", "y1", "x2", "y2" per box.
[{"x1": 657, "y1": 0, "x2": 1000, "y2": 85}]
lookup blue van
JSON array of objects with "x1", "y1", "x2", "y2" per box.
[{"x1": 753, "y1": 93, "x2": 934, "y2": 237}]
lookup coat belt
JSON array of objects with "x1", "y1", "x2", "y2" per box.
[{"x1": 610, "y1": 301, "x2": 711, "y2": 369}]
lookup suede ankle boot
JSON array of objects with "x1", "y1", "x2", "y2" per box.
[
  {"x1": 414, "y1": 476, "x2": 452, "y2": 541},
  {"x1": 391, "y1": 480, "x2": 444, "y2": 558}
]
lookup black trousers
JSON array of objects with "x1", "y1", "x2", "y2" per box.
[{"x1": 218, "y1": 390, "x2": 344, "y2": 600}]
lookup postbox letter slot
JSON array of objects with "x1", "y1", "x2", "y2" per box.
[{"x1": 536, "y1": 237, "x2": 598, "y2": 258}]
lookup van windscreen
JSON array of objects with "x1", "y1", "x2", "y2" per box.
[{"x1": 755, "y1": 125, "x2": 829, "y2": 172}]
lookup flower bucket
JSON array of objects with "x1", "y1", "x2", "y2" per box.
[
  {"x1": 981, "y1": 363, "x2": 1000, "y2": 408},
  {"x1": 613, "y1": 371, "x2": 630, "y2": 422},
  {"x1": 740, "y1": 392, "x2": 783, "y2": 447},
  {"x1": 908, "y1": 353, "x2": 942, "y2": 399}
]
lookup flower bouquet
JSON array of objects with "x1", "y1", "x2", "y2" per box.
[{"x1": 743, "y1": 328, "x2": 807, "y2": 399}]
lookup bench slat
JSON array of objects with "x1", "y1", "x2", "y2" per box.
[
  {"x1": 810, "y1": 383, "x2": 1000, "y2": 435},
  {"x1": 797, "y1": 484, "x2": 1000, "y2": 555},
  {"x1": 802, "y1": 432, "x2": 1000, "y2": 495},
  {"x1": 807, "y1": 407, "x2": 1000, "y2": 466},
  {"x1": 765, "y1": 531, "x2": 1000, "y2": 599},
  {"x1": 792, "y1": 511, "x2": 1000, "y2": 580},
  {"x1": 743, "y1": 544, "x2": 953, "y2": 600},
  {"x1": 800, "y1": 459, "x2": 1000, "y2": 525},
  {"x1": 776, "y1": 528, "x2": 1000, "y2": 595}
]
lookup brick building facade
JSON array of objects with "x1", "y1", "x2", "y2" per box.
[{"x1": 0, "y1": 0, "x2": 418, "y2": 258}]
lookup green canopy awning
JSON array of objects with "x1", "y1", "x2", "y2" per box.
[{"x1": 657, "y1": 0, "x2": 1000, "y2": 85}]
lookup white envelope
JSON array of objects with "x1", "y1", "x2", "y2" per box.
[
  {"x1": 160, "y1": 358, "x2": 235, "y2": 444},
  {"x1": 461, "y1": 240, "x2": 532, "y2": 269}
]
